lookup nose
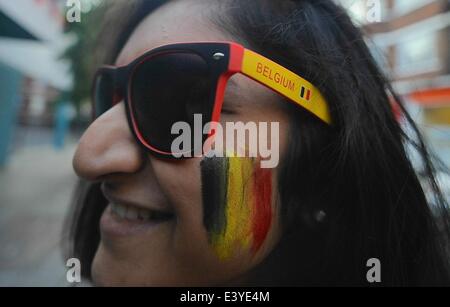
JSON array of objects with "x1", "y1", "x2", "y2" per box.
[{"x1": 73, "y1": 103, "x2": 144, "y2": 181}]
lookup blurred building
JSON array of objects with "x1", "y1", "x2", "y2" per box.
[
  {"x1": 363, "y1": 0, "x2": 449, "y2": 118},
  {"x1": 0, "y1": 0, "x2": 72, "y2": 166},
  {"x1": 340, "y1": 0, "x2": 450, "y2": 167}
]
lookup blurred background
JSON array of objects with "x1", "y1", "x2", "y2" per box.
[{"x1": 0, "y1": 0, "x2": 448, "y2": 286}]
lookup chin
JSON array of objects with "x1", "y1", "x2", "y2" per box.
[
  {"x1": 91, "y1": 248, "x2": 113, "y2": 287},
  {"x1": 90, "y1": 244, "x2": 168, "y2": 287},
  {"x1": 91, "y1": 245, "x2": 131, "y2": 287}
]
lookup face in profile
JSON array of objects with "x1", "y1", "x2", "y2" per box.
[{"x1": 73, "y1": 0, "x2": 291, "y2": 286}]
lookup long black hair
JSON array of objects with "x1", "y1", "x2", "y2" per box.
[{"x1": 65, "y1": 0, "x2": 450, "y2": 286}]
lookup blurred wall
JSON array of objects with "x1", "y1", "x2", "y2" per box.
[
  {"x1": 0, "y1": 0, "x2": 72, "y2": 166},
  {"x1": 0, "y1": 62, "x2": 22, "y2": 166}
]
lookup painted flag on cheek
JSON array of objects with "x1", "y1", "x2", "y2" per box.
[{"x1": 201, "y1": 157, "x2": 273, "y2": 260}]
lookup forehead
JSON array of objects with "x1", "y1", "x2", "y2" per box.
[{"x1": 116, "y1": 0, "x2": 233, "y2": 66}]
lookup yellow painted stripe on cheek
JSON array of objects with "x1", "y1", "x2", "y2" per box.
[{"x1": 213, "y1": 158, "x2": 254, "y2": 260}]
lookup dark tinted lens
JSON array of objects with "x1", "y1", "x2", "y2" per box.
[
  {"x1": 130, "y1": 52, "x2": 213, "y2": 154},
  {"x1": 94, "y1": 72, "x2": 114, "y2": 118}
]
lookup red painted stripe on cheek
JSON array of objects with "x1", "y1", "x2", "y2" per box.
[{"x1": 251, "y1": 167, "x2": 273, "y2": 253}]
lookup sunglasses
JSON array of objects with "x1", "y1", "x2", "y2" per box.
[{"x1": 92, "y1": 41, "x2": 331, "y2": 159}]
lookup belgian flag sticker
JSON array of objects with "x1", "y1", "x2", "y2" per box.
[{"x1": 300, "y1": 86, "x2": 311, "y2": 101}]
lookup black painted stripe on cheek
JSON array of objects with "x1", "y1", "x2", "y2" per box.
[{"x1": 200, "y1": 157, "x2": 229, "y2": 240}]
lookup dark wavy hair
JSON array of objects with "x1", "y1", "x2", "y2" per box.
[{"x1": 65, "y1": 0, "x2": 450, "y2": 286}]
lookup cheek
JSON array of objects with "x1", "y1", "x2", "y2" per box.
[
  {"x1": 150, "y1": 158, "x2": 203, "y2": 224},
  {"x1": 201, "y1": 157, "x2": 273, "y2": 260}
]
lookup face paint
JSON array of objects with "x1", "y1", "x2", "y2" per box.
[{"x1": 201, "y1": 156, "x2": 273, "y2": 260}]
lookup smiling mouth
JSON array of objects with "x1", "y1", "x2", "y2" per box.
[
  {"x1": 101, "y1": 182, "x2": 175, "y2": 223},
  {"x1": 101, "y1": 202, "x2": 175, "y2": 238},
  {"x1": 100, "y1": 183, "x2": 175, "y2": 237},
  {"x1": 110, "y1": 202, "x2": 174, "y2": 223}
]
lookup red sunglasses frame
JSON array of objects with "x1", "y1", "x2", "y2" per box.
[{"x1": 92, "y1": 41, "x2": 331, "y2": 159}]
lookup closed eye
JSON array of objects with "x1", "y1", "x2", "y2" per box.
[
  {"x1": 221, "y1": 108, "x2": 236, "y2": 115},
  {"x1": 221, "y1": 99, "x2": 241, "y2": 115}
]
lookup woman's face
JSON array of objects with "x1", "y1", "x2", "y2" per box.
[{"x1": 73, "y1": 0, "x2": 290, "y2": 286}]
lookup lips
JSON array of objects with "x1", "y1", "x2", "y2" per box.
[
  {"x1": 110, "y1": 202, "x2": 174, "y2": 222},
  {"x1": 100, "y1": 183, "x2": 175, "y2": 237}
]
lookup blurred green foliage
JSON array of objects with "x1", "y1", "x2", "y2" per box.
[{"x1": 61, "y1": 2, "x2": 105, "y2": 120}]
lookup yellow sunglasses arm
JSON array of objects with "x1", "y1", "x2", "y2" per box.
[{"x1": 240, "y1": 49, "x2": 332, "y2": 125}]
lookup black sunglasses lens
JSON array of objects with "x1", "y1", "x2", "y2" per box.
[
  {"x1": 130, "y1": 52, "x2": 214, "y2": 155},
  {"x1": 94, "y1": 72, "x2": 114, "y2": 118}
]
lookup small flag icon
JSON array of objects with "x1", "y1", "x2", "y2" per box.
[{"x1": 300, "y1": 86, "x2": 311, "y2": 101}]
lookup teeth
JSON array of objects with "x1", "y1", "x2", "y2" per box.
[{"x1": 110, "y1": 203, "x2": 173, "y2": 222}]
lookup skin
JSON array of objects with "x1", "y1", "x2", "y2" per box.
[{"x1": 72, "y1": 0, "x2": 290, "y2": 286}]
